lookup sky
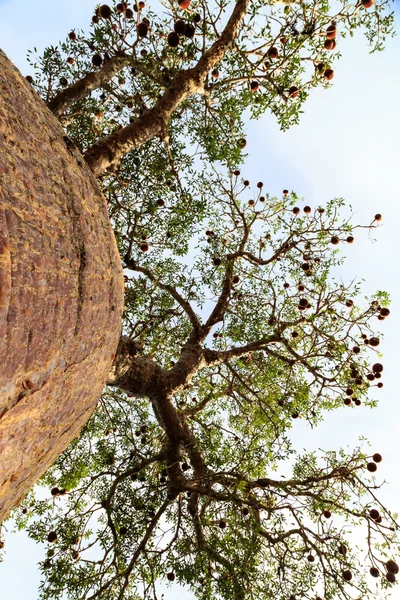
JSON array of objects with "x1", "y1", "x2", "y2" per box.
[{"x1": 0, "y1": 0, "x2": 400, "y2": 598}]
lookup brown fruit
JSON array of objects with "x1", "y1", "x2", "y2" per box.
[
  {"x1": 367, "y1": 462, "x2": 377, "y2": 472},
  {"x1": 238, "y1": 138, "x2": 247, "y2": 149},
  {"x1": 324, "y1": 68, "x2": 334, "y2": 80},
  {"x1": 174, "y1": 19, "x2": 186, "y2": 34},
  {"x1": 299, "y1": 298, "x2": 308, "y2": 308},
  {"x1": 92, "y1": 15, "x2": 99, "y2": 23},
  {"x1": 298, "y1": 284, "x2": 305, "y2": 291},
  {"x1": 242, "y1": 507, "x2": 249, "y2": 516},
  {"x1": 92, "y1": 54, "x2": 103, "y2": 67},
  {"x1": 193, "y1": 13, "x2": 201, "y2": 23},
  {"x1": 99, "y1": 4, "x2": 112, "y2": 18},
  {"x1": 338, "y1": 544, "x2": 347, "y2": 556},
  {"x1": 291, "y1": 412, "x2": 299, "y2": 419},
  {"x1": 323, "y1": 510, "x2": 332, "y2": 518},
  {"x1": 66, "y1": 57, "x2": 74, "y2": 65},
  {"x1": 374, "y1": 213, "x2": 382, "y2": 221},
  {"x1": 345, "y1": 388, "x2": 353, "y2": 396},
  {"x1": 126, "y1": 7, "x2": 134, "y2": 17},
  {"x1": 352, "y1": 346, "x2": 360, "y2": 353},
  {"x1": 168, "y1": 31, "x2": 180, "y2": 47},
  {"x1": 157, "y1": 198, "x2": 165, "y2": 206},
  {"x1": 68, "y1": 31, "x2": 77, "y2": 40},
  {"x1": 140, "y1": 243, "x2": 149, "y2": 252},
  {"x1": 184, "y1": 24, "x2": 195, "y2": 38},
  {"x1": 213, "y1": 257, "x2": 221, "y2": 266},
  {"x1": 367, "y1": 374, "x2": 375, "y2": 381},
  {"x1": 324, "y1": 39, "x2": 336, "y2": 50},
  {"x1": 243, "y1": 180, "x2": 250, "y2": 186},
  {"x1": 346, "y1": 236, "x2": 354, "y2": 243},
  {"x1": 377, "y1": 382, "x2": 383, "y2": 388},
  {"x1": 137, "y1": 22, "x2": 148, "y2": 37},
  {"x1": 373, "y1": 453, "x2": 382, "y2": 463},
  {"x1": 288, "y1": 86, "x2": 299, "y2": 98},
  {"x1": 362, "y1": 0, "x2": 375, "y2": 7},
  {"x1": 301, "y1": 263, "x2": 310, "y2": 271},
  {"x1": 369, "y1": 337, "x2": 380, "y2": 347},
  {"x1": 326, "y1": 24, "x2": 337, "y2": 39},
  {"x1": 167, "y1": 571, "x2": 176, "y2": 581},
  {"x1": 343, "y1": 398, "x2": 351, "y2": 406},
  {"x1": 257, "y1": 181, "x2": 263, "y2": 189},
  {"x1": 380, "y1": 307, "x2": 390, "y2": 317},
  {"x1": 316, "y1": 62, "x2": 325, "y2": 73},
  {"x1": 386, "y1": 560, "x2": 399, "y2": 574},
  {"x1": 232, "y1": 276, "x2": 240, "y2": 284},
  {"x1": 72, "y1": 550, "x2": 80, "y2": 560},
  {"x1": 304, "y1": 206, "x2": 311, "y2": 214},
  {"x1": 372, "y1": 363, "x2": 383, "y2": 373},
  {"x1": 267, "y1": 46, "x2": 279, "y2": 59},
  {"x1": 211, "y1": 68, "x2": 219, "y2": 79},
  {"x1": 22, "y1": 507, "x2": 28, "y2": 514},
  {"x1": 47, "y1": 531, "x2": 58, "y2": 543},
  {"x1": 139, "y1": 1, "x2": 145, "y2": 7},
  {"x1": 283, "y1": 189, "x2": 289, "y2": 194},
  {"x1": 233, "y1": 169, "x2": 240, "y2": 176},
  {"x1": 0, "y1": 541, "x2": 4, "y2": 549},
  {"x1": 219, "y1": 519, "x2": 227, "y2": 529},
  {"x1": 342, "y1": 570, "x2": 352, "y2": 581},
  {"x1": 248, "y1": 199, "x2": 255, "y2": 206},
  {"x1": 292, "y1": 207, "x2": 300, "y2": 215},
  {"x1": 330, "y1": 236, "x2": 339, "y2": 245},
  {"x1": 370, "y1": 567, "x2": 379, "y2": 577},
  {"x1": 354, "y1": 399, "x2": 361, "y2": 406},
  {"x1": 369, "y1": 508, "x2": 380, "y2": 520},
  {"x1": 307, "y1": 554, "x2": 315, "y2": 562},
  {"x1": 250, "y1": 80, "x2": 259, "y2": 92},
  {"x1": 386, "y1": 572, "x2": 396, "y2": 583},
  {"x1": 178, "y1": 0, "x2": 191, "y2": 8}
]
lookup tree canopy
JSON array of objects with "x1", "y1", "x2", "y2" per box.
[{"x1": 1, "y1": 0, "x2": 399, "y2": 599}]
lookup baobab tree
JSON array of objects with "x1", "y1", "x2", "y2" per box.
[
  {"x1": 0, "y1": 0, "x2": 394, "y2": 520},
  {"x1": 8, "y1": 173, "x2": 398, "y2": 600}
]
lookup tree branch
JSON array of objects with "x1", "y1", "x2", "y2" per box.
[{"x1": 48, "y1": 52, "x2": 131, "y2": 118}]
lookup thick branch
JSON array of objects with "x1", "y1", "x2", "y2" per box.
[
  {"x1": 48, "y1": 53, "x2": 131, "y2": 118},
  {"x1": 84, "y1": 0, "x2": 250, "y2": 176}
]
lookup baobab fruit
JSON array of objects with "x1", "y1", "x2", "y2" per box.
[
  {"x1": 219, "y1": 519, "x2": 227, "y2": 529},
  {"x1": 233, "y1": 169, "x2": 240, "y2": 176},
  {"x1": 299, "y1": 298, "x2": 308, "y2": 308},
  {"x1": 181, "y1": 462, "x2": 190, "y2": 471},
  {"x1": 345, "y1": 299, "x2": 353, "y2": 307},
  {"x1": 354, "y1": 399, "x2": 361, "y2": 406},
  {"x1": 99, "y1": 4, "x2": 112, "y2": 18},
  {"x1": 92, "y1": 15, "x2": 99, "y2": 23},
  {"x1": 66, "y1": 57, "x2": 74, "y2": 65},
  {"x1": 380, "y1": 307, "x2": 390, "y2": 317},
  {"x1": 343, "y1": 398, "x2": 351, "y2": 406},
  {"x1": 367, "y1": 373, "x2": 375, "y2": 381},
  {"x1": 92, "y1": 54, "x2": 103, "y2": 67},
  {"x1": 386, "y1": 560, "x2": 399, "y2": 574},
  {"x1": 72, "y1": 550, "x2": 80, "y2": 560},
  {"x1": 377, "y1": 382, "x2": 383, "y2": 388},
  {"x1": 338, "y1": 544, "x2": 347, "y2": 556},
  {"x1": 173, "y1": 19, "x2": 186, "y2": 34},
  {"x1": 257, "y1": 181, "x2": 263, "y2": 188},
  {"x1": 372, "y1": 363, "x2": 383, "y2": 373},
  {"x1": 47, "y1": 531, "x2": 58, "y2": 543},
  {"x1": 157, "y1": 198, "x2": 165, "y2": 206},
  {"x1": 307, "y1": 554, "x2": 315, "y2": 562},
  {"x1": 291, "y1": 331, "x2": 299, "y2": 338},
  {"x1": 324, "y1": 68, "x2": 334, "y2": 80},
  {"x1": 259, "y1": 196, "x2": 265, "y2": 202},
  {"x1": 323, "y1": 510, "x2": 332, "y2": 518},
  {"x1": 140, "y1": 243, "x2": 149, "y2": 252},
  {"x1": 367, "y1": 462, "x2": 377, "y2": 472},
  {"x1": 68, "y1": 31, "x2": 77, "y2": 40},
  {"x1": 126, "y1": 7, "x2": 134, "y2": 17},
  {"x1": 232, "y1": 276, "x2": 240, "y2": 284},
  {"x1": 342, "y1": 570, "x2": 352, "y2": 581},
  {"x1": 51, "y1": 487, "x2": 60, "y2": 496},
  {"x1": 178, "y1": 0, "x2": 191, "y2": 8},
  {"x1": 250, "y1": 80, "x2": 259, "y2": 92},
  {"x1": 167, "y1": 31, "x2": 180, "y2": 46},
  {"x1": 386, "y1": 572, "x2": 396, "y2": 583},
  {"x1": 291, "y1": 412, "x2": 299, "y2": 419},
  {"x1": 352, "y1": 346, "x2": 360, "y2": 353},
  {"x1": 137, "y1": 22, "x2": 148, "y2": 37},
  {"x1": 22, "y1": 507, "x2": 28, "y2": 514},
  {"x1": 283, "y1": 282, "x2": 290, "y2": 289},
  {"x1": 362, "y1": 0, "x2": 375, "y2": 7},
  {"x1": 213, "y1": 257, "x2": 221, "y2": 266},
  {"x1": 0, "y1": 541, "x2": 4, "y2": 549},
  {"x1": 211, "y1": 68, "x2": 220, "y2": 79},
  {"x1": 330, "y1": 236, "x2": 339, "y2": 245},
  {"x1": 326, "y1": 24, "x2": 337, "y2": 38},
  {"x1": 193, "y1": 13, "x2": 201, "y2": 23},
  {"x1": 242, "y1": 507, "x2": 249, "y2": 516},
  {"x1": 248, "y1": 199, "x2": 255, "y2": 206},
  {"x1": 316, "y1": 62, "x2": 325, "y2": 73},
  {"x1": 139, "y1": 0, "x2": 145, "y2": 7},
  {"x1": 283, "y1": 189, "x2": 289, "y2": 195},
  {"x1": 117, "y1": 3, "x2": 127, "y2": 12},
  {"x1": 301, "y1": 263, "x2": 310, "y2": 271},
  {"x1": 374, "y1": 213, "x2": 382, "y2": 221},
  {"x1": 243, "y1": 180, "x2": 250, "y2": 186},
  {"x1": 184, "y1": 24, "x2": 195, "y2": 38},
  {"x1": 369, "y1": 508, "x2": 380, "y2": 520},
  {"x1": 345, "y1": 388, "x2": 353, "y2": 396},
  {"x1": 303, "y1": 205, "x2": 311, "y2": 214},
  {"x1": 59, "y1": 77, "x2": 68, "y2": 86},
  {"x1": 324, "y1": 39, "x2": 336, "y2": 50},
  {"x1": 267, "y1": 46, "x2": 279, "y2": 59},
  {"x1": 238, "y1": 138, "x2": 247, "y2": 149},
  {"x1": 370, "y1": 567, "x2": 379, "y2": 577},
  {"x1": 373, "y1": 453, "x2": 382, "y2": 463},
  {"x1": 167, "y1": 571, "x2": 176, "y2": 581},
  {"x1": 288, "y1": 86, "x2": 299, "y2": 98}
]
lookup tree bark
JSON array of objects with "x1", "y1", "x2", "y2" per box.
[{"x1": 0, "y1": 49, "x2": 124, "y2": 521}]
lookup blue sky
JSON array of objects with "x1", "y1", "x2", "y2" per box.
[{"x1": 0, "y1": 0, "x2": 400, "y2": 598}]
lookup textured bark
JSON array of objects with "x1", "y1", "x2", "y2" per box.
[{"x1": 0, "y1": 49, "x2": 124, "y2": 521}]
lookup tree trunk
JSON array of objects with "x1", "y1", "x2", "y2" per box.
[{"x1": 0, "y1": 50, "x2": 124, "y2": 521}]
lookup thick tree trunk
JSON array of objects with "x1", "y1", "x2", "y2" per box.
[{"x1": 0, "y1": 50, "x2": 124, "y2": 521}]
